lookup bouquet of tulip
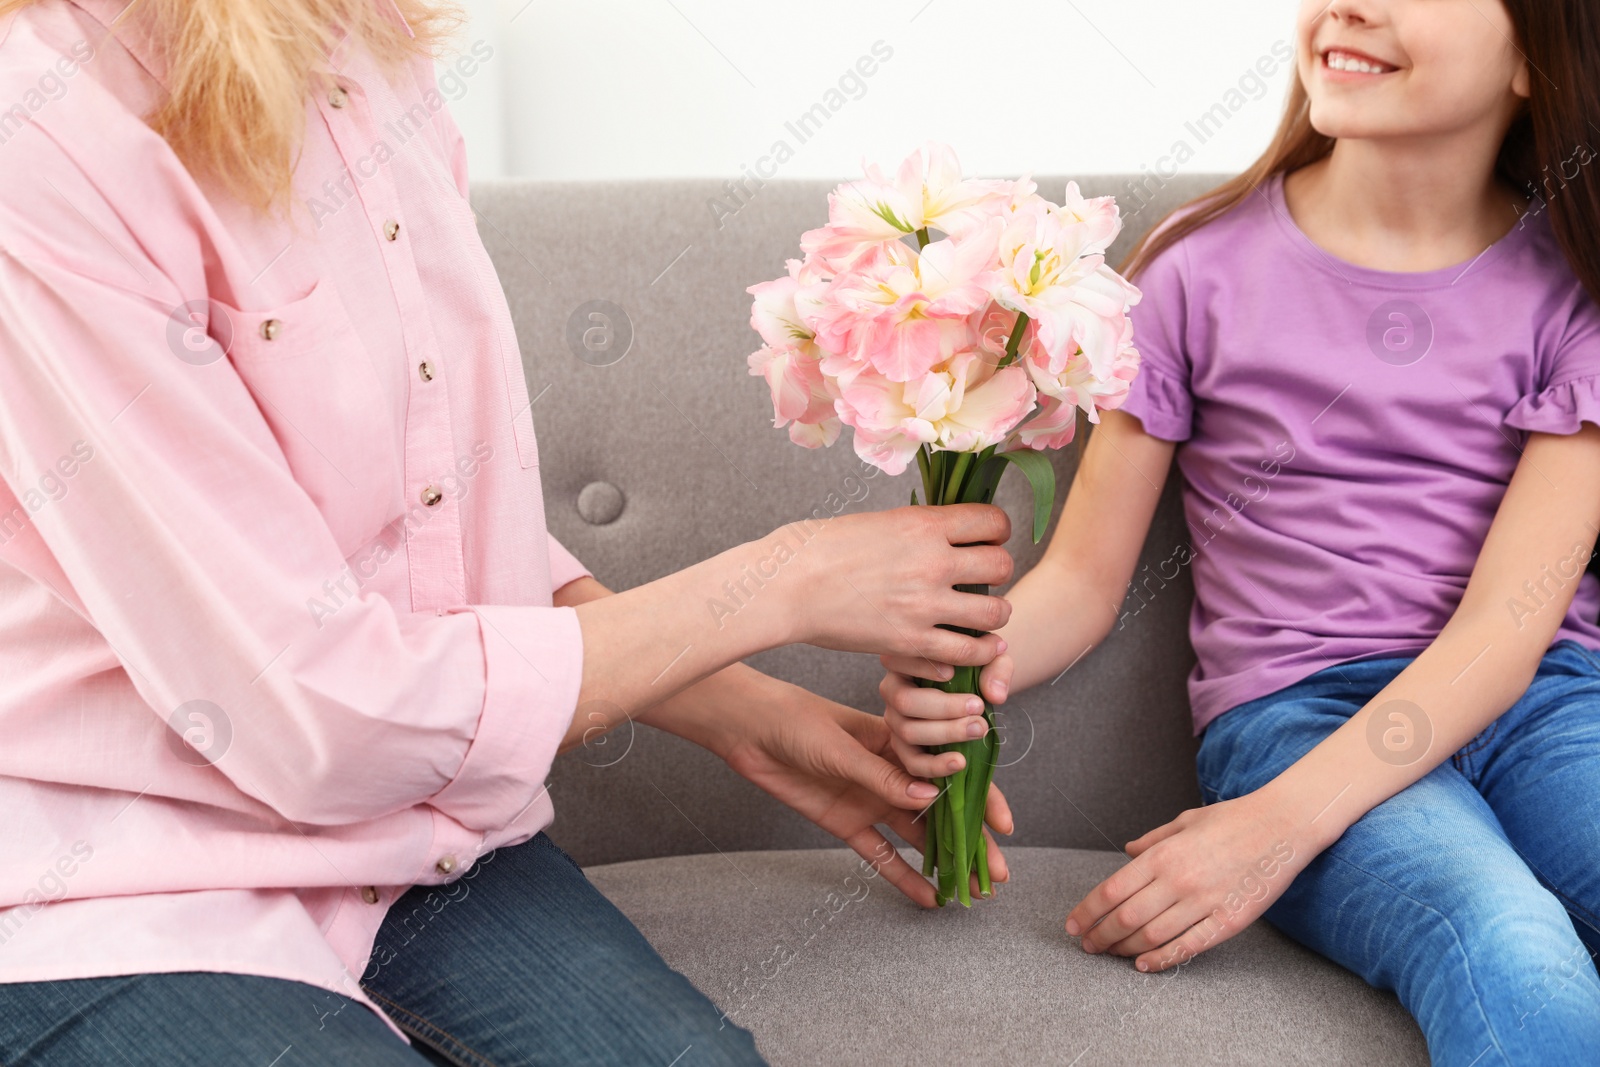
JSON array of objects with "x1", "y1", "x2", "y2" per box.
[{"x1": 745, "y1": 143, "x2": 1142, "y2": 906}]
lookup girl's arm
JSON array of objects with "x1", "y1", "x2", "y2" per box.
[
  {"x1": 1067, "y1": 424, "x2": 1600, "y2": 973},
  {"x1": 879, "y1": 409, "x2": 1176, "y2": 778}
]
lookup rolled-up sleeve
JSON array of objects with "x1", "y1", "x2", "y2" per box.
[
  {"x1": 546, "y1": 533, "x2": 592, "y2": 591},
  {"x1": 1118, "y1": 236, "x2": 1195, "y2": 442},
  {"x1": 0, "y1": 249, "x2": 579, "y2": 833}
]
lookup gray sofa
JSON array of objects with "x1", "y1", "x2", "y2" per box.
[{"x1": 470, "y1": 174, "x2": 1430, "y2": 1066}]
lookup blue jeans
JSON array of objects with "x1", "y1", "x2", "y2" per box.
[
  {"x1": 0, "y1": 833, "x2": 765, "y2": 1066},
  {"x1": 1197, "y1": 640, "x2": 1600, "y2": 1066}
]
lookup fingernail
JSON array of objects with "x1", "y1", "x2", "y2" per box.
[
  {"x1": 941, "y1": 667, "x2": 954, "y2": 680},
  {"x1": 908, "y1": 781, "x2": 938, "y2": 799},
  {"x1": 1137, "y1": 960, "x2": 1149, "y2": 972},
  {"x1": 1066, "y1": 919, "x2": 1080, "y2": 935},
  {"x1": 966, "y1": 697, "x2": 983, "y2": 714},
  {"x1": 994, "y1": 680, "x2": 1009, "y2": 698},
  {"x1": 967, "y1": 719, "x2": 985, "y2": 738},
  {"x1": 996, "y1": 639, "x2": 1008, "y2": 653}
]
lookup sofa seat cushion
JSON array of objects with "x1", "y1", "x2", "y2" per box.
[{"x1": 586, "y1": 846, "x2": 1428, "y2": 1066}]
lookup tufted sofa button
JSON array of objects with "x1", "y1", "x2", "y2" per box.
[{"x1": 577, "y1": 481, "x2": 625, "y2": 525}]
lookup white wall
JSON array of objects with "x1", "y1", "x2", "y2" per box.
[{"x1": 445, "y1": 0, "x2": 1298, "y2": 185}]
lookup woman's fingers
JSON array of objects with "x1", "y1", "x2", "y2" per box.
[
  {"x1": 882, "y1": 808, "x2": 934, "y2": 862},
  {"x1": 935, "y1": 589, "x2": 1012, "y2": 637},
  {"x1": 985, "y1": 782, "x2": 1015, "y2": 836},
  {"x1": 911, "y1": 628, "x2": 1007, "y2": 668},
  {"x1": 945, "y1": 543, "x2": 1015, "y2": 587},
  {"x1": 930, "y1": 502, "x2": 1013, "y2": 547},
  {"x1": 792, "y1": 505, "x2": 1013, "y2": 659},
  {"x1": 879, "y1": 654, "x2": 955, "y2": 684},
  {"x1": 845, "y1": 826, "x2": 936, "y2": 909},
  {"x1": 825, "y1": 718, "x2": 941, "y2": 808}
]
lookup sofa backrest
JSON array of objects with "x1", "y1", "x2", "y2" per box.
[{"x1": 472, "y1": 173, "x2": 1224, "y2": 866}]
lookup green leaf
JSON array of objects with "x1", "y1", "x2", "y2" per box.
[{"x1": 994, "y1": 449, "x2": 1057, "y2": 544}]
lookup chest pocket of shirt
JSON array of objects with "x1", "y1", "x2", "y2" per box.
[{"x1": 215, "y1": 280, "x2": 400, "y2": 556}]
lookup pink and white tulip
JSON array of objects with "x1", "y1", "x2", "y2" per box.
[
  {"x1": 807, "y1": 231, "x2": 1000, "y2": 383},
  {"x1": 800, "y1": 142, "x2": 1019, "y2": 271},
  {"x1": 746, "y1": 142, "x2": 1143, "y2": 476}
]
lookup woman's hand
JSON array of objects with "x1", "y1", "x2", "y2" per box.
[
  {"x1": 1065, "y1": 789, "x2": 1315, "y2": 973},
  {"x1": 878, "y1": 651, "x2": 1015, "y2": 778},
  {"x1": 785, "y1": 504, "x2": 1015, "y2": 667},
  {"x1": 718, "y1": 691, "x2": 1014, "y2": 908}
]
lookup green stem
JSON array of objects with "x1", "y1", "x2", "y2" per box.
[
  {"x1": 915, "y1": 226, "x2": 931, "y2": 249},
  {"x1": 964, "y1": 710, "x2": 993, "y2": 895},
  {"x1": 950, "y1": 765, "x2": 971, "y2": 907},
  {"x1": 975, "y1": 827, "x2": 991, "y2": 898},
  {"x1": 912, "y1": 439, "x2": 1017, "y2": 906},
  {"x1": 995, "y1": 311, "x2": 1031, "y2": 369},
  {"x1": 941, "y1": 453, "x2": 972, "y2": 505},
  {"x1": 937, "y1": 799, "x2": 957, "y2": 904}
]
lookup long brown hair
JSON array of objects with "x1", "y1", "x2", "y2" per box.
[
  {"x1": 0, "y1": 0, "x2": 461, "y2": 209},
  {"x1": 1121, "y1": 1, "x2": 1600, "y2": 307}
]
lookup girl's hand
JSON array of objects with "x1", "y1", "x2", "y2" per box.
[
  {"x1": 719, "y1": 694, "x2": 1012, "y2": 907},
  {"x1": 786, "y1": 504, "x2": 1014, "y2": 667},
  {"x1": 878, "y1": 651, "x2": 1015, "y2": 779},
  {"x1": 1065, "y1": 790, "x2": 1313, "y2": 973}
]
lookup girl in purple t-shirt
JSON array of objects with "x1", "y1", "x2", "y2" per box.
[{"x1": 885, "y1": 1, "x2": 1600, "y2": 1061}]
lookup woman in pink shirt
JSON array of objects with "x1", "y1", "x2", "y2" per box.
[{"x1": 0, "y1": 1, "x2": 1017, "y2": 1064}]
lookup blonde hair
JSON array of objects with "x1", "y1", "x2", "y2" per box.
[{"x1": 0, "y1": 0, "x2": 461, "y2": 209}]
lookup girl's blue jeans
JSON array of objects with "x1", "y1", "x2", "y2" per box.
[{"x1": 1197, "y1": 639, "x2": 1600, "y2": 1066}]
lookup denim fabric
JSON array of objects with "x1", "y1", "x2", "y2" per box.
[
  {"x1": 0, "y1": 833, "x2": 765, "y2": 1066},
  {"x1": 1196, "y1": 640, "x2": 1600, "y2": 1066}
]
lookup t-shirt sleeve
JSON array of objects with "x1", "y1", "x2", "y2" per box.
[
  {"x1": 1506, "y1": 280, "x2": 1600, "y2": 435},
  {"x1": 1117, "y1": 235, "x2": 1195, "y2": 442}
]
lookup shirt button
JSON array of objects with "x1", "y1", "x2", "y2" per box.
[
  {"x1": 420, "y1": 485, "x2": 443, "y2": 507},
  {"x1": 259, "y1": 319, "x2": 282, "y2": 341},
  {"x1": 360, "y1": 886, "x2": 380, "y2": 905},
  {"x1": 435, "y1": 856, "x2": 457, "y2": 876},
  {"x1": 418, "y1": 361, "x2": 435, "y2": 382},
  {"x1": 328, "y1": 86, "x2": 349, "y2": 109},
  {"x1": 383, "y1": 219, "x2": 401, "y2": 242}
]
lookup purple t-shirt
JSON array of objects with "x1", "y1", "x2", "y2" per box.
[{"x1": 1119, "y1": 172, "x2": 1600, "y2": 735}]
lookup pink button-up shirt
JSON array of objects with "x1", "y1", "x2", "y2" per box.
[{"x1": 0, "y1": 0, "x2": 587, "y2": 1038}]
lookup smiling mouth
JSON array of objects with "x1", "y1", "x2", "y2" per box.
[{"x1": 1322, "y1": 48, "x2": 1400, "y2": 75}]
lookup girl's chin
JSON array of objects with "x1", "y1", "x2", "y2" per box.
[{"x1": 1304, "y1": 106, "x2": 1408, "y2": 144}]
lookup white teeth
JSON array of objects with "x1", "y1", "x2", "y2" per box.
[{"x1": 1327, "y1": 51, "x2": 1389, "y2": 74}]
